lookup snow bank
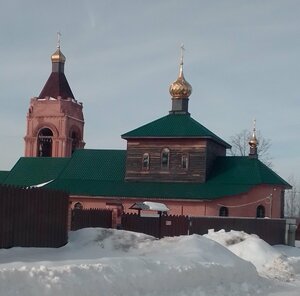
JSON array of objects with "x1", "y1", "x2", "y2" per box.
[
  {"x1": 0, "y1": 228, "x2": 270, "y2": 296},
  {"x1": 204, "y1": 229, "x2": 294, "y2": 281},
  {"x1": 274, "y1": 244, "x2": 300, "y2": 274}
]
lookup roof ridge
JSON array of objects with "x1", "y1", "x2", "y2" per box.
[
  {"x1": 122, "y1": 113, "x2": 230, "y2": 147},
  {"x1": 255, "y1": 158, "x2": 292, "y2": 188},
  {"x1": 188, "y1": 115, "x2": 231, "y2": 147},
  {"x1": 121, "y1": 114, "x2": 169, "y2": 138}
]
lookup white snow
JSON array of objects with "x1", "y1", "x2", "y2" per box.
[
  {"x1": 0, "y1": 228, "x2": 300, "y2": 296},
  {"x1": 30, "y1": 179, "x2": 53, "y2": 188},
  {"x1": 131, "y1": 201, "x2": 169, "y2": 212}
]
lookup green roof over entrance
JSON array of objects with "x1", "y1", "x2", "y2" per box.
[{"x1": 122, "y1": 113, "x2": 231, "y2": 148}]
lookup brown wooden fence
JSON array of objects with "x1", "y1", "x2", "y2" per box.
[
  {"x1": 121, "y1": 214, "x2": 188, "y2": 238},
  {"x1": 121, "y1": 214, "x2": 287, "y2": 245},
  {"x1": 189, "y1": 217, "x2": 286, "y2": 245},
  {"x1": 121, "y1": 213, "x2": 160, "y2": 237},
  {"x1": 0, "y1": 184, "x2": 68, "y2": 248},
  {"x1": 71, "y1": 209, "x2": 112, "y2": 230},
  {"x1": 161, "y1": 215, "x2": 189, "y2": 237},
  {"x1": 295, "y1": 219, "x2": 300, "y2": 240}
]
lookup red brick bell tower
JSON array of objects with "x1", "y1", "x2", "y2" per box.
[{"x1": 24, "y1": 39, "x2": 85, "y2": 157}]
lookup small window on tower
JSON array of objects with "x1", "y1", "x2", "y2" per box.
[
  {"x1": 182, "y1": 154, "x2": 189, "y2": 169},
  {"x1": 161, "y1": 148, "x2": 170, "y2": 169},
  {"x1": 142, "y1": 153, "x2": 150, "y2": 170}
]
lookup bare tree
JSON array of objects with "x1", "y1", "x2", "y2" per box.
[
  {"x1": 285, "y1": 176, "x2": 300, "y2": 218},
  {"x1": 229, "y1": 129, "x2": 272, "y2": 167}
]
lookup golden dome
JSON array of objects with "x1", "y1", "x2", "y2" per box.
[
  {"x1": 169, "y1": 46, "x2": 192, "y2": 99},
  {"x1": 51, "y1": 48, "x2": 66, "y2": 63},
  {"x1": 249, "y1": 120, "x2": 258, "y2": 148},
  {"x1": 249, "y1": 134, "x2": 258, "y2": 148}
]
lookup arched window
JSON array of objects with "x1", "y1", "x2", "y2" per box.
[
  {"x1": 71, "y1": 130, "x2": 80, "y2": 154},
  {"x1": 142, "y1": 153, "x2": 150, "y2": 170},
  {"x1": 219, "y1": 206, "x2": 229, "y2": 217},
  {"x1": 37, "y1": 128, "x2": 53, "y2": 157},
  {"x1": 182, "y1": 154, "x2": 189, "y2": 170},
  {"x1": 161, "y1": 148, "x2": 170, "y2": 169},
  {"x1": 74, "y1": 202, "x2": 83, "y2": 210},
  {"x1": 256, "y1": 205, "x2": 265, "y2": 218}
]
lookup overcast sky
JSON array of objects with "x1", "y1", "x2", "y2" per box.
[{"x1": 1, "y1": 0, "x2": 300, "y2": 182}]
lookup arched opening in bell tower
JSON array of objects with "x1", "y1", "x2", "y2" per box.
[
  {"x1": 37, "y1": 128, "x2": 53, "y2": 157},
  {"x1": 70, "y1": 129, "x2": 81, "y2": 155}
]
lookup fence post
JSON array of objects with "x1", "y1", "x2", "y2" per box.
[
  {"x1": 158, "y1": 211, "x2": 162, "y2": 239},
  {"x1": 188, "y1": 217, "x2": 192, "y2": 235},
  {"x1": 285, "y1": 219, "x2": 297, "y2": 246}
]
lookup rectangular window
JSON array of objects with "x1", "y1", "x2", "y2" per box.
[
  {"x1": 161, "y1": 148, "x2": 170, "y2": 169},
  {"x1": 142, "y1": 153, "x2": 150, "y2": 170},
  {"x1": 182, "y1": 154, "x2": 189, "y2": 169}
]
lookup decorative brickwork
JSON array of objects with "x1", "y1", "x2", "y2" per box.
[{"x1": 24, "y1": 46, "x2": 84, "y2": 157}]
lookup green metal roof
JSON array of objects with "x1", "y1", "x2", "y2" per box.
[
  {"x1": 45, "y1": 179, "x2": 253, "y2": 200},
  {"x1": 3, "y1": 157, "x2": 70, "y2": 187},
  {"x1": 3, "y1": 149, "x2": 290, "y2": 200},
  {"x1": 122, "y1": 113, "x2": 231, "y2": 148},
  {"x1": 57, "y1": 149, "x2": 126, "y2": 181},
  {"x1": 43, "y1": 149, "x2": 290, "y2": 200},
  {"x1": 0, "y1": 171, "x2": 9, "y2": 183},
  {"x1": 208, "y1": 157, "x2": 291, "y2": 187}
]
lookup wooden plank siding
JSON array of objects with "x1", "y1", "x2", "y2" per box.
[
  {"x1": 206, "y1": 141, "x2": 227, "y2": 176},
  {"x1": 125, "y1": 138, "x2": 226, "y2": 182}
]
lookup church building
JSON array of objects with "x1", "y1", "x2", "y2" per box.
[{"x1": 0, "y1": 44, "x2": 291, "y2": 220}]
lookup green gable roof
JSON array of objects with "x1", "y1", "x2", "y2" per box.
[
  {"x1": 3, "y1": 157, "x2": 70, "y2": 187},
  {"x1": 43, "y1": 149, "x2": 290, "y2": 200},
  {"x1": 122, "y1": 113, "x2": 231, "y2": 148},
  {"x1": 0, "y1": 171, "x2": 9, "y2": 183}
]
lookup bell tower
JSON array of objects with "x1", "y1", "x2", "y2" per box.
[{"x1": 24, "y1": 36, "x2": 85, "y2": 158}]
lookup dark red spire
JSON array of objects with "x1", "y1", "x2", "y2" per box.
[{"x1": 38, "y1": 45, "x2": 75, "y2": 100}]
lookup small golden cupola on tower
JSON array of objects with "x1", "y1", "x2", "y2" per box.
[
  {"x1": 169, "y1": 45, "x2": 192, "y2": 114},
  {"x1": 169, "y1": 45, "x2": 192, "y2": 99},
  {"x1": 51, "y1": 48, "x2": 66, "y2": 63},
  {"x1": 249, "y1": 119, "x2": 259, "y2": 158},
  {"x1": 51, "y1": 32, "x2": 66, "y2": 63}
]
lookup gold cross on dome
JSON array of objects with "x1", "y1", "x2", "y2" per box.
[
  {"x1": 180, "y1": 43, "x2": 185, "y2": 65},
  {"x1": 57, "y1": 32, "x2": 62, "y2": 49}
]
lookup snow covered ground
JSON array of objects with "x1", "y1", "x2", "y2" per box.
[{"x1": 0, "y1": 228, "x2": 300, "y2": 296}]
